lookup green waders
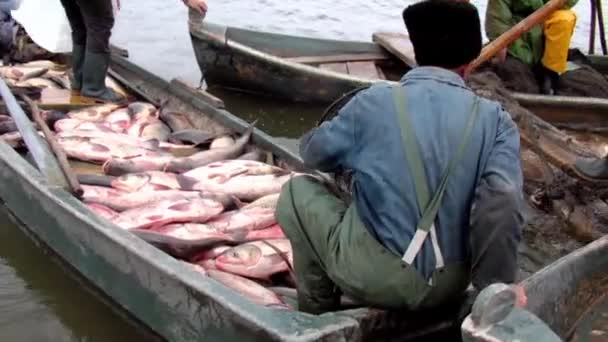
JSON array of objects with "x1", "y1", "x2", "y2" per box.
[{"x1": 276, "y1": 86, "x2": 480, "y2": 314}]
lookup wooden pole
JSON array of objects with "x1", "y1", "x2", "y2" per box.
[
  {"x1": 466, "y1": 0, "x2": 569, "y2": 75},
  {"x1": 22, "y1": 95, "x2": 84, "y2": 198},
  {"x1": 0, "y1": 78, "x2": 68, "y2": 189},
  {"x1": 589, "y1": 0, "x2": 597, "y2": 54},
  {"x1": 595, "y1": 0, "x2": 608, "y2": 54}
]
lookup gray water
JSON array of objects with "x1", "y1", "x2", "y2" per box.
[{"x1": 0, "y1": 0, "x2": 607, "y2": 340}]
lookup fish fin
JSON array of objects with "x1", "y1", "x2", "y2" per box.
[
  {"x1": 167, "y1": 202, "x2": 192, "y2": 211},
  {"x1": 176, "y1": 175, "x2": 199, "y2": 190},
  {"x1": 142, "y1": 138, "x2": 160, "y2": 149},
  {"x1": 232, "y1": 196, "x2": 246, "y2": 209},
  {"x1": 152, "y1": 183, "x2": 174, "y2": 191}
]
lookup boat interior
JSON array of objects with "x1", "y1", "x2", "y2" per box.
[
  {"x1": 222, "y1": 25, "x2": 414, "y2": 81},
  {"x1": 221, "y1": 23, "x2": 608, "y2": 80}
]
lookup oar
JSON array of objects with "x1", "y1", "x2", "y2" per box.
[
  {"x1": 589, "y1": 0, "x2": 597, "y2": 54},
  {"x1": 0, "y1": 77, "x2": 68, "y2": 189},
  {"x1": 465, "y1": 0, "x2": 569, "y2": 75},
  {"x1": 21, "y1": 95, "x2": 83, "y2": 198}
]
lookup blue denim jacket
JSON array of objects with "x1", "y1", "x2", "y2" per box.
[{"x1": 300, "y1": 66, "x2": 524, "y2": 281}]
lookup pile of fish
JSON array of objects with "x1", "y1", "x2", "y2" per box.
[
  {"x1": 0, "y1": 60, "x2": 129, "y2": 96},
  {"x1": 0, "y1": 60, "x2": 313, "y2": 310}
]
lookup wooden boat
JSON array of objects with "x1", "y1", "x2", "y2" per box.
[
  {"x1": 462, "y1": 235, "x2": 608, "y2": 341},
  {"x1": 188, "y1": 15, "x2": 608, "y2": 114},
  {"x1": 0, "y1": 54, "x2": 606, "y2": 341}
]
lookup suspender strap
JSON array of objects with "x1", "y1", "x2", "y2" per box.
[{"x1": 392, "y1": 86, "x2": 480, "y2": 273}]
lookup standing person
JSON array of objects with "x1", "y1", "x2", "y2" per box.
[
  {"x1": 486, "y1": 0, "x2": 578, "y2": 94},
  {"x1": 59, "y1": 0, "x2": 208, "y2": 102},
  {"x1": 275, "y1": 0, "x2": 525, "y2": 314}
]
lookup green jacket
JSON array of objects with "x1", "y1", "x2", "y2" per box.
[{"x1": 485, "y1": 0, "x2": 578, "y2": 66}]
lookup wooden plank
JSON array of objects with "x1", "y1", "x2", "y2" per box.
[
  {"x1": 38, "y1": 88, "x2": 103, "y2": 110},
  {"x1": 319, "y1": 62, "x2": 349, "y2": 74},
  {"x1": 372, "y1": 31, "x2": 417, "y2": 67},
  {"x1": 285, "y1": 52, "x2": 390, "y2": 65},
  {"x1": 346, "y1": 61, "x2": 382, "y2": 79}
]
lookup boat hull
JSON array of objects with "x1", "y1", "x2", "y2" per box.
[
  {"x1": 190, "y1": 20, "x2": 380, "y2": 103},
  {"x1": 462, "y1": 235, "x2": 608, "y2": 341}
]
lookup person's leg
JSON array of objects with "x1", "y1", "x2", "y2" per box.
[
  {"x1": 275, "y1": 175, "x2": 345, "y2": 314},
  {"x1": 539, "y1": 9, "x2": 577, "y2": 94},
  {"x1": 277, "y1": 175, "x2": 435, "y2": 313},
  {"x1": 76, "y1": 0, "x2": 122, "y2": 102},
  {"x1": 59, "y1": 0, "x2": 86, "y2": 90}
]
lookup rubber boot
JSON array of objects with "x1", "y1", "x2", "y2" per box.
[
  {"x1": 70, "y1": 43, "x2": 85, "y2": 91},
  {"x1": 537, "y1": 64, "x2": 560, "y2": 95},
  {"x1": 81, "y1": 50, "x2": 123, "y2": 102}
]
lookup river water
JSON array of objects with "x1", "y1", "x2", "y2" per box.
[{"x1": 0, "y1": 0, "x2": 607, "y2": 341}]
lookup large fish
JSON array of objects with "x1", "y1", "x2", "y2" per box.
[
  {"x1": 102, "y1": 155, "x2": 174, "y2": 176},
  {"x1": 128, "y1": 118, "x2": 171, "y2": 142},
  {"x1": 191, "y1": 245, "x2": 232, "y2": 262},
  {"x1": 81, "y1": 184, "x2": 127, "y2": 203},
  {"x1": 110, "y1": 171, "x2": 196, "y2": 192},
  {"x1": 128, "y1": 102, "x2": 157, "y2": 121},
  {"x1": 15, "y1": 77, "x2": 61, "y2": 89},
  {"x1": 214, "y1": 239, "x2": 293, "y2": 280},
  {"x1": 192, "y1": 173, "x2": 295, "y2": 201},
  {"x1": 89, "y1": 190, "x2": 207, "y2": 212},
  {"x1": 57, "y1": 129, "x2": 195, "y2": 153},
  {"x1": 210, "y1": 135, "x2": 235, "y2": 149},
  {"x1": 137, "y1": 223, "x2": 285, "y2": 258},
  {"x1": 159, "y1": 109, "x2": 194, "y2": 132},
  {"x1": 243, "y1": 193, "x2": 280, "y2": 210},
  {"x1": 237, "y1": 150, "x2": 266, "y2": 162},
  {"x1": 57, "y1": 136, "x2": 171, "y2": 164},
  {"x1": 68, "y1": 103, "x2": 123, "y2": 122},
  {"x1": 206, "y1": 269, "x2": 290, "y2": 309},
  {"x1": 20, "y1": 60, "x2": 59, "y2": 69},
  {"x1": 111, "y1": 197, "x2": 225, "y2": 230},
  {"x1": 105, "y1": 108, "x2": 132, "y2": 132},
  {"x1": 185, "y1": 160, "x2": 288, "y2": 184},
  {"x1": 54, "y1": 118, "x2": 116, "y2": 133},
  {"x1": 168, "y1": 129, "x2": 217, "y2": 146},
  {"x1": 0, "y1": 66, "x2": 47, "y2": 80},
  {"x1": 87, "y1": 203, "x2": 119, "y2": 221},
  {"x1": 163, "y1": 123, "x2": 255, "y2": 173},
  {"x1": 205, "y1": 207, "x2": 277, "y2": 233}
]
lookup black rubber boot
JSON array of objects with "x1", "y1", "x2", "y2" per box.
[
  {"x1": 537, "y1": 64, "x2": 560, "y2": 95},
  {"x1": 70, "y1": 43, "x2": 85, "y2": 91},
  {"x1": 81, "y1": 50, "x2": 123, "y2": 102},
  {"x1": 573, "y1": 157, "x2": 608, "y2": 182}
]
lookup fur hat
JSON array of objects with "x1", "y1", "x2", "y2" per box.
[{"x1": 403, "y1": 0, "x2": 482, "y2": 69}]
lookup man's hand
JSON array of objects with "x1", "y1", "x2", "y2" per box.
[{"x1": 183, "y1": 0, "x2": 208, "y2": 14}]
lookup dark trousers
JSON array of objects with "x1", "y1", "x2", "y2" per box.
[
  {"x1": 59, "y1": 0, "x2": 114, "y2": 54},
  {"x1": 276, "y1": 175, "x2": 470, "y2": 314}
]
